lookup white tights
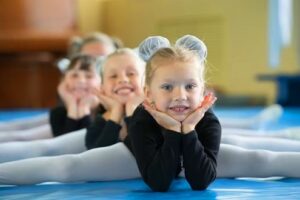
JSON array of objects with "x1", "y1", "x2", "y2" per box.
[
  {"x1": 0, "y1": 143, "x2": 300, "y2": 185},
  {"x1": 221, "y1": 133, "x2": 300, "y2": 151},
  {"x1": 1, "y1": 126, "x2": 300, "y2": 164},
  {"x1": 0, "y1": 124, "x2": 53, "y2": 143},
  {"x1": 0, "y1": 143, "x2": 139, "y2": 185},
  {"x1": 0, "y1": 128, "x2": 87, "y2": 163}
]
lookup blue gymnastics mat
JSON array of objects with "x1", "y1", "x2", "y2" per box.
[
  {"x1": 0, "y1": 107, "x2": 300, "y2": 199},
  {"x1": 0, "y1": 109, "x2": 47, "y2": 122},
  {"x1": 0, "y1": 178, "x2": 299, "y2": 200}
]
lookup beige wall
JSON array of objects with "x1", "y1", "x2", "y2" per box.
[
  {"x1": 77, "y1": 0, "x2": 106, "y2": 32},
  {"x1": 77, "y1": 0, "x2": 299, "y2": 104}
]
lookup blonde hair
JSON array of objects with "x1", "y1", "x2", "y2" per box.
[
  {"x1": 138, "y1": 35, "x2": 207, "y2": 86},
  {"x1": 146, "y1": 46, "x2": 205, "y2": 85},
  {"x1": 68, "y1": 32, "x2": 117, "y2": 58},
  {"x1": 100, "y1": 48, "x2": 145, "y2": 80}
]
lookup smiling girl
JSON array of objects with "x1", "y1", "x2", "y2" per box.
[{"x1": 129, "y1": 35, "x2": 220, "y2": 191}]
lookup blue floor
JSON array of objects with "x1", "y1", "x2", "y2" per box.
[
  {"x1": 0, "y1": 107, "x2": 300, "y2": 199},
  {"x1": 216, "y1": 106, "x2": 300, "y2": 130},
  {"x1": 1, "y1": 178, "x2": 300, "y2": 199},
  {"x1": 0, "y1": 109, "x2": 47, "y2": 122}
]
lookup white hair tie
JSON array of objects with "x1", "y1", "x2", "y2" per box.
[{"x1": 138, "y1": 36, "x2": 170, "y2": 61}]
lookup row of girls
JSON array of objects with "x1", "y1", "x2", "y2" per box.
[{"x1": 0, "y1": 33, "x2": 300, "y2": 191}]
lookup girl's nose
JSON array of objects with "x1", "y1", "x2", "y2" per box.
[
  {"x1": 118, "y1": 74, "x2": 129, "y2": 83},
  {"x1": 173, "y1": 87, "x2": 187, "y2": 102},
  {"x1": 78, "y1": 75, "x2": 86, "y2": 82},
  {"x1": 76, "y1": 74, "x2": 87, "y2": 85}
]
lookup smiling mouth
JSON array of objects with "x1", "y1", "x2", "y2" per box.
[
  {"x1": 115, "y1": 87, "x2": 134, "y2": 95},
  {"x1": 169, "y1": 106, "x2": 189, "y2": 113}
]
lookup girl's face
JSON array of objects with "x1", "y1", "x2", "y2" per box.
[
  {"x1": 147, "y1": 58, "x2": 204, "y2": 122},
  {"x1": 81, "y1": 42, "x2": 115, "y2": 57},
  {"x1": 63, "y1": 63, "x2": 101, "y2": 99},
  {"x1": 102, "y1": 54, "x2": 144, "y2": 104}
]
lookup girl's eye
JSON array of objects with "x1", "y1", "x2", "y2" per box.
[
  {"x1": 127, "y1": 72, "x2": 135, "y2": 76},
  {"x1": 185, "y1": 84, "x2": 196, "y2": 90},
  {"x1": 70, "y1": 73, "x2": 79, "y2": 78},
  {"x1": 109, "y1": 75, "x2": 117, "y2": 79},
  {"x1": 161, "y1": 84, "x2": 173, "y2": 91},
  {"x1": 86, "y1": 74, "x2": 94, "y2": 79}
]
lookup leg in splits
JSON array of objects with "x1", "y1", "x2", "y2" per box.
[
  {"x1": 0, "y1": 143, "x2": 139, "y2": 185},
  {"x1": 217, "y1": 144, "x2": 300, "y2": 178},
  {"x1": 0, "y1": 128, "x2": 87, "y2": 163}
]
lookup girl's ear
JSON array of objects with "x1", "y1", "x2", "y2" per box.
[{"x1": 144, "y1": 86, "x2": 153, "y2": 102}]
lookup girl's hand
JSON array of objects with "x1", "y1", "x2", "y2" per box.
[
  {"x1": 125, "y1": 88, "x2": 144, "y2": 117},
  {"x1": 93, "y1": 88, "x2": 124, "y2": 123},
  {"x1": 92, "y1": 88, "x2": 122, "y2": 111},
  {"x1": 79, "y1": 88, "x2": 100, "y2": 109},
  {"x1": 181, "y1": 93, "x2": 217, "y2": 134},
  {"x1": 58, "y1": 81, "x2": 77, "y2": 105},
  {"x1": 77, "y1": 90, "x2": 100, "y2": 118},
  {"x1": 58, "y1": 81, "x2": 78, "y2": 119},
  {"x1": 143, "y1": 100, "x2": 181, "y2": 133}
]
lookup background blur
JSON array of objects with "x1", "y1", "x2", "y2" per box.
[{"x1": 0, "y1": 0, "x2": 299, "y2": 108}]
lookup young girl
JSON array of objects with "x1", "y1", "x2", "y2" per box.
[
  {"x1": 0, "y1": 32, "x2": 116, "y2": 133},
  {"x1": 50, "y1": 55, "x2": 101, "y2": 137},
  {"x1": 0, "y1": 48, "x2": 145, "y2": 163},
  {"x1": 84, "y1": 48, "x2": 145, "y2": 150},
  {"x1": 1, "y1": 36, "x2": 300, "y2": 188},
  {"x1": 0, "y1": 55, "x2": 101, "y2": 143},
  {"x1": 128, "y1": 35, "x2": 221, "y2": 191}
]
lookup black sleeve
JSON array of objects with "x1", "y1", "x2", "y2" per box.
[
  {"x1": 129, "y1": 106, "x2": 182, "y2": 192},
  {"x1": 50, "y1": 107, "x2": 92, "y2": 137},
  {"x1": 85, "y1": 114, "x2": 122, "y2": 150},
  {"x1": 182, "y1": 109, "x2": 221, "y2": 190}
]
